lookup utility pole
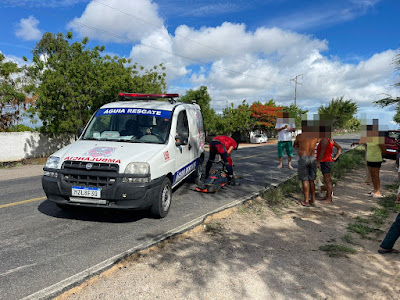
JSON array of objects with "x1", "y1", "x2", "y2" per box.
[{"x1": 290, "y1": 74, "x2": 303, "y2": 106}]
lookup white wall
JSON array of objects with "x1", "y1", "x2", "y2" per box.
[{"x1": 0, "y1": 132, "x2": 74, "y2": 162}]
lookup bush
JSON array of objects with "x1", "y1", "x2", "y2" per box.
[{"x1": 7, "y1": 124, "x2": 35, "y2": 132}]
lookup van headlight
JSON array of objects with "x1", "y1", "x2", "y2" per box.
[
  {"x1": 123, "y1": 163, "x2": 150, "y2": 183},
  {"x1": 44, "y1": 156, "x2": 60, "y2": 177}
]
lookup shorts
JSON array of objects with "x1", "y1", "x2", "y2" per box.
[
  {"x1": 277, "y1": 141, "x2": 293, "y2": 157},
  {"x1": 367, "y1": 161, "x2": 382, "y2": 168},
  {"x1": 298, "y1": 156, "x2": 317, "y2": 181},
  {"x1": 320, "y1": 161, "x2": 334, "y2": 174}
]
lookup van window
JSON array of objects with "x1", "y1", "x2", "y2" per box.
[{"x1": 176, "y1": 111, "x2": 189, "y2": 145}]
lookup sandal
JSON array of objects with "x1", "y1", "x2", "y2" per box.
[{"x1": 378, "y1": 248, "x2": 399, "y2": 254}]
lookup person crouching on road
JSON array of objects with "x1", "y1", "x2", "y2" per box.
[{"x1": 205, "y1": 135, "x2": 239, "y2": 186}]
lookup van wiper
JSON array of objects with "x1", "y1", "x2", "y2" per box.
[{"x1": 82, "y1": 137, "x2": 100, "y2": 141}]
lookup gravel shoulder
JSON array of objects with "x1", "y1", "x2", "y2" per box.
[{"x1": 56, "y1": 159, "x2": 400, "y2": 300}]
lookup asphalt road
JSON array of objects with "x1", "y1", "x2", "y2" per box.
[{"x1": 0, "y1": 134, "x2": 358, "y2": 300}]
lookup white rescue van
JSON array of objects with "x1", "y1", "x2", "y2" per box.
[{"x1": 42, "y1": 93, "x2": 205, "y2": 218}]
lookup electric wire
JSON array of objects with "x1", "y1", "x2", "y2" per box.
[{"x1": 2, "y1": 0, "x2": 289, "y2": 84}]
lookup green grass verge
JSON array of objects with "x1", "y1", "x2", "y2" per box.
[
  {"x1": 319, "y1": 244, "x2": 357, "y2": 257},
  {"x1": 260, "y1": 147, "x2": 366, "y2": 207},
  {"x1": 204, "y1": 221, "x2": 225, "y2": 235},
  {"x1": 0, "y1": 157, "x2": 48, "y2": 169},
  {"x1": 347, "y1": 223, "x2": 375, "y2": 238}
]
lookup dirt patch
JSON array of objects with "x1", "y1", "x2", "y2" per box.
[{"x1": 59, "y1": 160, "x2": 400, "y2": 300}]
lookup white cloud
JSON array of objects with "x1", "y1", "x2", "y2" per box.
[
  {"x1": 68, "y1": 0, "x2": 163, "y2": 43},
  {"x1": 15, "y1": 16, "x2": 42, "y2": 41},
  {"x1": 68, "y1": 0, "x2": 397, "y2": 123}
]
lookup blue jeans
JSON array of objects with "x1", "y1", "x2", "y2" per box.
[{"x1": 380, "y1": 213, "x2": 400, "y2": 250}]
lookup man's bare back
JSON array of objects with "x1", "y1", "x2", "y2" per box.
[{"x1": 293, "y1": 133, "x2": 319, "y2": 157}]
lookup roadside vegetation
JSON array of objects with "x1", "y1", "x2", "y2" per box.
[
  {"x1": 347, "y1": 194, "x2": 400, "y2": 239},
  {"x1": 0, "y1": 157, "x2": 48, "y2": 169},
  {"x1": 238, "y1": 146, "x2": 398, "y2": 258}
]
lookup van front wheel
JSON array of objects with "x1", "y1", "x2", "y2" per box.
[{"x1": 151, "y1": 177, "x2": 172, "y2": 218}]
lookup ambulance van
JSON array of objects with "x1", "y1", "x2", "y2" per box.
[{"x1": 42, "y1": 93, "x2": 205, "y2": 218}]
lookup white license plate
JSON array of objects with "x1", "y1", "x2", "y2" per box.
[
  {"x1": 387, "y1": 149, "x2": 396, "y2": 152},
  {"x1": 72, "y1": 186, "x2": 101, "y2": 198}
]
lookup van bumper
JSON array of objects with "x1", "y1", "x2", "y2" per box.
[{"x1": 42, "y1": 175, "x2": 165, "y2": 210}]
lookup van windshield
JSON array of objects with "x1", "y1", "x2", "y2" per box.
[{"x1": 82, "y1": 108, "x2": 172, "y2": 144}]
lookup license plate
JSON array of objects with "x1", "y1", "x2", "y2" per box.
[
  {"x1": 72, "y1": 186, "x2": 101, "y2": 198},
  {"x1": 387, "y1": 149, "x2": 396, "y2": 152}
]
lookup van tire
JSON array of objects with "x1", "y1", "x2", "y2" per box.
[
  {"x1": 190, "y1": 159, "x2": 203, "y2": 183},
  {"x1": 151, "y1": 177, "x2": 172, "y2": 218}
]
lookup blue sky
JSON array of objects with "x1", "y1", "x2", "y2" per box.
[{"x1": 0, "y1": 0, "x2": 399, "y2": 128}]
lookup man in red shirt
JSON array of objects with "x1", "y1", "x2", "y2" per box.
[{"x1": 205, "y1": 135, "x2": 239, "y2": 185}]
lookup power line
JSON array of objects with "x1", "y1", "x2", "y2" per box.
[
  {"x1": 92, "y1": 0, "x2": 256, "y2": 66},
  {"x1": 290, "y1": 74, "x2": 303, "y2": 106},
  {"x1": 3, "y1": 0, "x2": 288, "y2": 85}
]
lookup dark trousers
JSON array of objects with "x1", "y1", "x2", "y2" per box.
[
  {"x1": 206, "y1": 141, "x2": 233, "y2": 177},
  {"x1": 380, "y1": 213, "x2": 400, "y2": 250}
]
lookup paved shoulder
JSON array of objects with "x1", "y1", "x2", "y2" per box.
[{"x1": 0, "y1": 165, "x2": 43, "y2": 181}]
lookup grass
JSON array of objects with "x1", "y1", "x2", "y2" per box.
[
  {"x1": 319, "y1": 244, "x2": 357, "y2": 257},
  {"x1": 204, "y1": 221, "x2": 225, "y2": 235},
  {"x1": 342, "y1": 233, "x2": 355, "y2": 244},
  {"x1": 346, "y1": 195, "x2": 400, "y2": 238},
  {"x1": 330, "y1": 147, "x2": 366, "y2": 180},
  {"x1": 260, "y1": 147, "x2": 366, "y2": 207},
  {"x1": 0, "y1": 157, "x2": 47, "y2": 169},
  {"x1": 347, "y1": 223, "x2": 375, "y2": 238}
]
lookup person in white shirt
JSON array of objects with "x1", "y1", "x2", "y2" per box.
[{"x1": 275, "y1": 112, "x2": 296, "y2": 169}]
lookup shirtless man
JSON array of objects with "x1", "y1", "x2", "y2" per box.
[{"x1": 293, "y1": 120, "x2": 320, "y2": 207}]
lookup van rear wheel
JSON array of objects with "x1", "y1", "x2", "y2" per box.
[{"x1": 151, "y1": 177, "x2": 172, "y2": 218}]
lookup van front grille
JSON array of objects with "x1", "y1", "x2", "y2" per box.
[{"x1": 61, "y1": 161, "x2": 119, "y2": 188}]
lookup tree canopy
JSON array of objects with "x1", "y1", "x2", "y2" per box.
[
  {"x1": 179, "y1": 85, "x2": 216, "y2": 133},
  {"x1": 250, "y1": 101, "x2": 282, "y2": 132},
  {"x1": 0, "y1": 54, "x2": 33, "y2": 131},
  {"x1": 374, "y1": 50, "x2": 400, "y2": 123},
  {"x1": 318, "y1": 96, "x2": 358, "y2": 131},
  {"x1": 28, "y1": 32, "x2": 167, "y2": 134}
]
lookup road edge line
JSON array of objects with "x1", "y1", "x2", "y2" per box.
[{"x1": 21, "y1": 189, "x2": 263, "y2": 300}]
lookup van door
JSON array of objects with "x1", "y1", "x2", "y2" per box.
[{"x1": 172, "y1": 109, "x2": 196, "y2": 186}]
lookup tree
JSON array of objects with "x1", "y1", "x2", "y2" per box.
[
  {"x1": 216, "y1": 101, "x2": 252, "y2": 137},
  {"x1": 179, "y1": 86, "x2": 217, "y2": 133},
  {"x1": 0, "y1": 54, "x2": 32, "y2": 131},
  {"x1": 28, "y1": 32, "x2": 167, "y2": 134},
  {"x1": 318, "y1": 97, "x2": 358, "y2": 131},
  {"x1": 250, "y1": 101, "x2": 282, "y2": 133},
  {"x1": 281, "y1": 104, "x2": 308, "y2": 129},
  {"x1": 374, "y1": 50, "x2": 400, "y2": 123}
]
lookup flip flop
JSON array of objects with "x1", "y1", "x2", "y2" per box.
[
  {"x1": 372, "y1": 194, "x2": 384, "y2": 198},
  {"x1": 296, "y1": 200, "x2": 310, "y2": 207},
  {"x1": 378, "y1": 248, "x2": 399, "y2": 254}
]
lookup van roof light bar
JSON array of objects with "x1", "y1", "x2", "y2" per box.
[{"x1": 118, "y1": 93, "x2": 179, "y2": 104}]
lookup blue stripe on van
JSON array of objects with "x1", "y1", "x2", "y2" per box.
[{"x1": 172, "y1": 158, "x2": 199, "y2": 185}]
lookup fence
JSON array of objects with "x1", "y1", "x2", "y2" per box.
[{"x1": 0, "y1": 132, "x2": 74, "y2": 162}]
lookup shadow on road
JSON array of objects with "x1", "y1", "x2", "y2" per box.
[{"x1": 37, "y1": 200, "x2": 149, "y2": 223}]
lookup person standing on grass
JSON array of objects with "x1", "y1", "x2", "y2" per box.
[
  {"x1": 293, "y1": 120, "x2": 320, "y2": 207},
  {"x1": 365, "y1": 122, "x2": 386, "y2": 198},
  {"x1": 316, "y1": 123, "x2": 342, "y2": 204},
  {"x1": 378, "y1": 165, "x2": 400, "y2": 254},
  {"x1": 275, "y1": 112, "x2": 296, "y2": 169}
]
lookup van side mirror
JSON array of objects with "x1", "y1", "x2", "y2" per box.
[{"x1": 175, "y1": 135, "x2": 181, "y2": 146}]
